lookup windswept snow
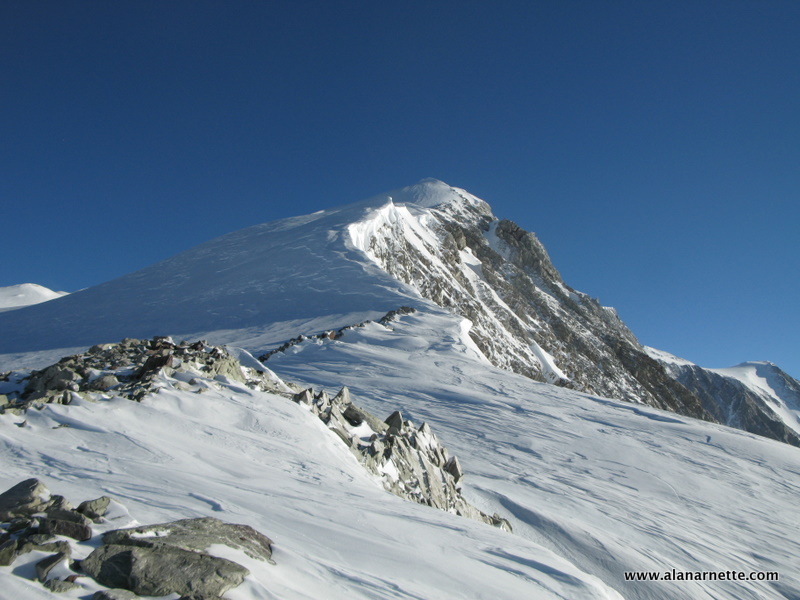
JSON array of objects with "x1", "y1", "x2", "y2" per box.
[
  {"x1": 0, "y1": 345, "x2": 620, "y2": 600},
  {"x1": 268, "y1": 309, "x2": 800, "y2": 600},
  {"x1": 2, "y1": 179, "x2": 799, "y2": 599}
]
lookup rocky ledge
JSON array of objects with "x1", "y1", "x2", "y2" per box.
[{"x1": 0, "y1": 478, "x2": 273, "y2": 597}]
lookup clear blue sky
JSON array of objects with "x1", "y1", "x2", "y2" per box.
[{"x1": 2, "y1": 1, "x2": 798, "y2": 378}]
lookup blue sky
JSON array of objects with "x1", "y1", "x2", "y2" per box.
[{"x1": 2, "y1": 1, "x2": 798, "y2": 378}]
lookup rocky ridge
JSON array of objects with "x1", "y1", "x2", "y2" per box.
[
  {"x1": 343, "y1": 180, "x2": 800, "y2": 446},
  {"x1": 1, "y1": 335, "x2": 506, "y2": 533},
  {"x1": 653, "y1": 358, "x2": 800, "y2": 447},
  {"x1": 348, "y1": 183, "x2": 711, "y2": 420}
]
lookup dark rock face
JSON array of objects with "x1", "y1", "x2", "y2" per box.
[
  {"x1": 340, "y1": 189, "x2": 798, "y2": 444},
  {"x1": 350, "y1": 192, "x2": 722, "y2": 424},
  {"x1": 657, "y1": 361, "x2": 800, "y2": 448}
]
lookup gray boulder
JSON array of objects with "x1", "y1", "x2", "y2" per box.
[
  {"x1": 91, "y1": 591, "x2": 140, "y2": 600},
  {"x1": 384, "y1": 410, "x2": 404, "y2": 433},
  {"x1": 0, "y1": 538, "x2": 70, "y2": 567},
  {"x1": 81, "y1": 544, "x2": 248, "y2": 597},
  {"x1": 78, "y1": 495, "x2": 112, "y2": 521},
  {"x1": 102, "y1": 517, "x2": 274, "y2": 563},
  {"x1": 36, "y1": 551, "x2": 69, "y2": 582},
  {"x1": 90, "y1": 374, "x2": 120, "y2": 391},
  {"x1": 44, "y1": 578, "x2": 81, "y2": 593},
  {"x1": 40, "y1": 517, "x2": 93, "y2": 541},
  {"x1": 0, "y1": 478, "x2": 52, "y2": 520}
]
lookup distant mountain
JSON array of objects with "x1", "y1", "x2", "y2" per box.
[
  {"x1": 649, "y1": 348, "x2": 800, "y2": 446},
  {"x1": 0, "y1": 283, "x2": 68, "y2": 312},
  {"x1": 1, "y1": 179, "x2": 797, "y2": 447}
]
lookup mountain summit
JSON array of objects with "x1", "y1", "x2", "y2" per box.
[{"x1": 1, "y1": 179, "x2": 798, "y2": 444}]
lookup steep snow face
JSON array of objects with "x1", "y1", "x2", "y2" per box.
[
  {"x1": 344, "y1": 181, "x2": 708, "y2": 417},
  {"x1": 0, "y1": 198, "x2": 423, "y2": 353},
  {"x1": 2, "y1": 179, "x2": 793, "y2": 440},
  {"x1": 0, "y1": 283, "x2": 68, "y2": 312},
  {"x1": 263, "y1": 308, "x2": 800, "y2": 600}
]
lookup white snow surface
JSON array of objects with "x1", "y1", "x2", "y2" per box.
[
  {"x1": 1, "y1": 180, "x2": 798, "y2": 598},
  {"x1": 0, "y1": 283, "x2": 68, "y2": 312},
  {"x1": 1, "y1": 332, "x2": 620, "y2": 600},
  {"x1": 2, "y1": 309, "x2": 798, "y2": 598}
]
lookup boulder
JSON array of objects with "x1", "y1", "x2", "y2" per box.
[
  {"x1": 44, "y1": 578, "x2": 81, "y2": 593},
  {"x1": 0, "y1": 539, "x2": 19, "y2": 566},
  {"x1": 102, "y1": 517, "x2": 274, "y2": 563},
  {"x1": 0, "y1": 538, "x2": 70, "y2": 567},
  {"x1": 46, "y1": 507, "x2": 92, "y2": 525},
  {"x1": 36, "y1": 551, "x2": 69, "y2": 582},
  {"x1": 40, "y1": 517, "x2": 93, "y2": 541},
  {"x1": 444, "y1": 456, "x2": 464, "y2": 483},
  {"x1": 384, "y1": 410, "x2": 404, "y2": 434},
  {"x1": 91, "y1": 590, "x2": 140, "y2": 600},
  {"x1": 0, "y1": 478, "x2": 52, "y2": 520},
  {"x1": 78, "y1": 496, "x2": 112, "y2": 521},
  {"x1": 81, "y1": 544, "x2": 248, "y2": 597},
  {"x1": 90, "y1": 374, "x2": 120, "y2": 391}
]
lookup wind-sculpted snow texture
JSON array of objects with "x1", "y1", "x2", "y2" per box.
[
  {"x1": 267, "y1": 309, "x2": 800, "y2": 600},
  {"x1": 0, "y1": 336, "x2": 621, "y2": 599},
  {"x1": 2, "y1": 179, "x2": 800, "y2": 598}
]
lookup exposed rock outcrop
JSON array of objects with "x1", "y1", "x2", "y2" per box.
[
  {"x1": 350, "y1": 188, "x2": 712, "y2": 422},
  {"x1": 259, "y1": 306, "x2": 416, "y2": 362},
  {"x1": 2, "y1": 336, "x2": 295, "y2": 412},
  {"x1": 2, "y1": 337, "x2": 510, "y2": 536},
  {"x1": 654, "y1": 359, "x2": 800, "y2": 448},
  {"x1": 293, "y1": 385, "x2": 512, "y2": 532},
  {"x1": 0, "y1": 479, "x2": 274, "y2": 598}
]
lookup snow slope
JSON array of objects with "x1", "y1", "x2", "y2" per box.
[
  {"x1": 0, "y1": 343, "x2": 620, "y2": 600},
  {"x1": 2, "y1": 180, "x2": 799, "y2": 598},
  {"x1": 265, "y1": 309, "x2": 800, "y2": 600},
  {"x1": 0, "y1": 284, "x2": 67, "y2": 312}
]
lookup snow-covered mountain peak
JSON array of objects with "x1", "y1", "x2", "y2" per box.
[
  {"x1": 3, "y1": 180, "x2": 799, "y2": 449},
  {"x1": 0, "y1": 283, "x2": 68, "y2": 312},
  {"x1": 367, "y1": 178, "x2": 487, "y2": 211}
]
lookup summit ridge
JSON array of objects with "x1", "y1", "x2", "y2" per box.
[{"x1": 1, "y1": 180, "x2": 798, "y2": 445}]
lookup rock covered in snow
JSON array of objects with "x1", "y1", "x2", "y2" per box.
[
  {"x1": 2, "y1": 336, "x2": 296, "y2": 412},
  {"x1": 292, "y1": 385, "x2": 512, "y2": 532}
]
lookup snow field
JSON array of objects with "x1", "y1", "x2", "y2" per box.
[
  {"x1": 0, "y1": 359, "x2": 620, "y2": 599},
  {"x1": 267, "y1": 309, "x2": 800, "y2": 600}
]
